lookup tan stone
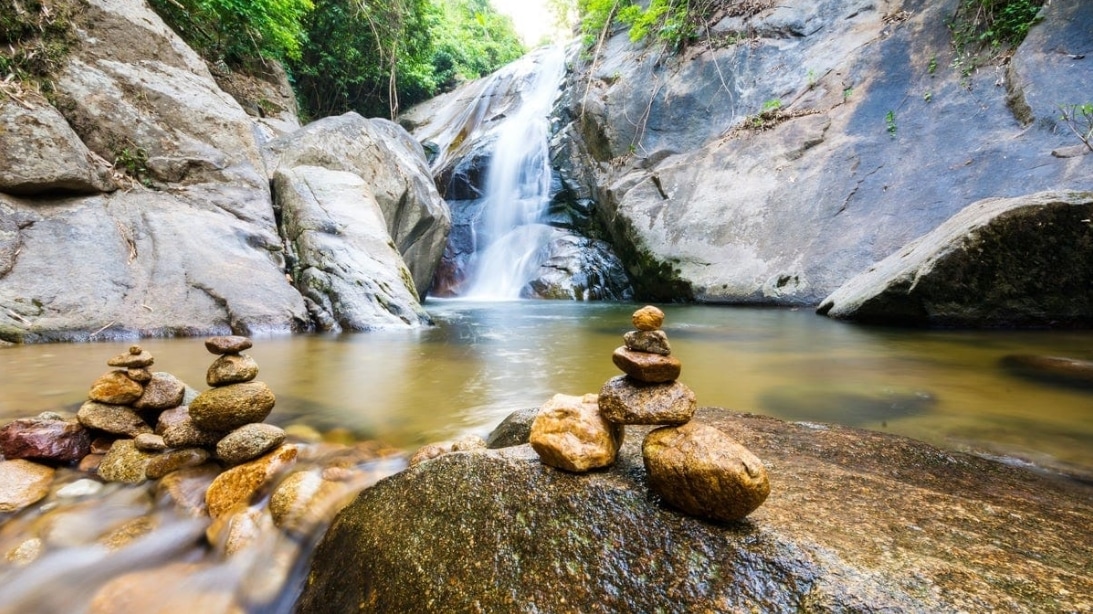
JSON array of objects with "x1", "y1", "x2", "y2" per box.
[
  {"x1": 98, "y1": 439, "x2": 158, "y2": 484},
  {"x1": 156, "y1": 464, "x2": 220, "y2": 517},
  {"x1": 642, "y1": 422, "x2": 770, "y2": 522},
  {"x1": 101, "y1": 516, "x2": 155, "y2": 550},
  {"x1": 530, "y1": 393, "x2": 623, "y2": 472},
  {"x1": 598, "y1": 375, "x2": 696, "y2": 426},
  {"x1": 206, "y1": 504, "x2": 273, "y2": 556},
  {"x1": 205, "y1": 444, "x2": 298, "y2": 519},
  {"x1": 132, "y1": 372, "x2": 186, "y2": 411},
  {"x1": 157, "y1": 406, "x2": 225, "y2": 448},
  {"x1": 126, "y1": 367, "x2": 153, "y2": 383},
  {"x1": 216, "y1": 422, "x2": 286, "y2": 465},
  {"x1": 146, "y1": 448, "x2": 210, "y2": 479},
  {"x1": 207, "y1": 353, "x2": 260, "y2": 386},
  {"x1": 189, "y1": 381, "x2": 276, "y2": 431},
  {"x1": 133, "y1": 433, "x2": 168, "y2": 452},
  {"x1": 88, "y1": 370, "x2": 144, "y2": 405},
  {"x1": 77, "y1": 401, "x2": 153, "y2": 437},
  {"x1": 5, "y1": 538, "x2": 43, "y2": 565},
  {"x1": 205, "y1": 335, "x2": 253, "y2": 355},
  {"x1": 631, "y1": 305, "x2": 665, "y2": 331},
  {"x1": 623, "y1": 329, "x2": 672, "y2": 355},
  {"x1": 0, "y1": 459, "x2": 55, "y2": 512},
  {"x1": 106, "y1": 346, "x2": 154, "y2": 369},
  {"x1": 611, "y1": 346, "x2": 681, "y2": 383},
  {"x1": 89, "y1": 562, "x2": 243, "y2": 614}
]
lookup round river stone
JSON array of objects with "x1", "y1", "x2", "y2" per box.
[
  {"x1": 88, "y1": 370, "x2": 144, "y2": 405},
  {"x1": 529, "y1": 393, "x2": 623, "y2": 472},
  {"x1": 189, "y1": 382, "x2": 276, "y2": 431},
  {"x1": 623, "y1": 330, "x2": 672, "y2": 356},
  {"x1": 205, "y1": 336, "x2": 254, "y2": 355},
  {"x1": 206, "y1": 353, "x2": 259, "y2": 387},
  {"x1": 632, "y1": 305, "x2": 665, "y2": 331},
  {"x1": 643, "y1": 422, "x2": 770, "y2": 522}
]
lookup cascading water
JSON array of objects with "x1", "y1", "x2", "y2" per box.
[{"x1": 461, "y1": 46, "x2": 566, "y2": 299}]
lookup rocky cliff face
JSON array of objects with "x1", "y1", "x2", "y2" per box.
[
  {"x1": 0, "y1": 0, "x2": 449, "y2": 343},
  {"x1": 556, "y1": 0, "x2": 1093, "y2": 304}
]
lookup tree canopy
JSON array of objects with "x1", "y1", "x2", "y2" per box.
[{"x1": 149, "y1": 0, "x2": 526, "y2": 121}]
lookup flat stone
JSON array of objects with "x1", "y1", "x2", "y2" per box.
[
  {"x1": 206, "y1": 353, "x2": 259, "y2": 387},
  {"x1": 0, "y1": 460, "x2": 55, "y2": 512},
  {"x1": 88, "y1": 370, "x2": 144, "y2": 405},
  {"x1": 216, "y1": 423, "x2": 286, "y2": 465},
  {"x1": 631, "y1": 305, "x2": 665, "y2": 331},
  {"x1": 146, "y1": 448, "x2": 210, "y2": 480},
  {"x1": 611, "y1": 346, "x2": 681, "y2": 383},
  {"x1": 0, "y1": 418, "x2": 91, "y2": 463},
  {"x1": 598, "y1": 375, "x2": 696, "y2": 425},
  {"x1": 529, "y1": 393, "x2": 623, "y2": 473},
  {"x1": 157, "y1": 406, "x2": 225, "y2": 449},
  {"x1": 189, "y1": 382, "x2": 276, "y2": 431},
  {"x1": 106, "y1": 348, "x2": 155, "y2": 369},
  {"x1": 623, "y1": 329, "x2": 671, "y2": 356},
  {"x1": 205, "y1": 336, "x2": 253, "y2": 355},
  {"x1": 89, "y1": 562, "x2": 243, "y2": 614},
  {"x1": 133, "y1": 433, "x2": 168, "y2": 452},
  {"x1": 643, "y1": 422, "x2": 770, "y2": 522},
  {"x1": 55, "y1": 478, "x2": 104, "y2": 498},
  {"x1": 205, "y1": 444, "x2": 298, "y2": 519},
  {"x1": 77, "y1": 401, "x2": 153, "y2": 437},
  {"x1": 1001, "y1": 354, "x2": 1093, "y2": 387},
  {"x1": 132, "y1": 372, "x2": 186, "y2": 411},
  {"x1": 97, "y1": 439, "x2": 158, "y2": 484}
]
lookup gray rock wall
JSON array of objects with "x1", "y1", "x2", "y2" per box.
[
  {"x1": 0, "y1": 1, "x2": 450, "y2": 343},
  {"x1": 558, "y1": 0, "x2": 1093, "y2": 304}
]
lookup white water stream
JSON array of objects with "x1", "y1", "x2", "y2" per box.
[{"x1": 463, "y1": 46, "x2": 567, "y2": 299}]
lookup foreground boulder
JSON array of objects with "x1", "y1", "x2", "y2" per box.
[
  {"x1": 298, "y1": 408, "x2": 1093, "y2": 613},
  {"x1": 818, "y1": 191, "x2": 1093, "y2": 326}
]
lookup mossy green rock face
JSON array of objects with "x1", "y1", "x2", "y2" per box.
[
  {"x1": 298, "y1": 409, "x2": 1093, "y2": 613},
  {"x1": 188, "y1": 382, "x2": 275, "y2": 431}
]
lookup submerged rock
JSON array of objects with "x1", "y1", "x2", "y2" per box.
[
  {"x1": 1001, "y1": 354, "x2": 1093, "y2": 389},
  {"x1": 0, "y1": 460, "x2": 55, "y2": 513},
  {"x1": 299, "y1": 409, "x2": 1093, "y2": 613}
]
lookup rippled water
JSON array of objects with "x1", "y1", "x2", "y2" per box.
[{"x1": 3, "y1": 301, "x2": 1092, "y2": 477}]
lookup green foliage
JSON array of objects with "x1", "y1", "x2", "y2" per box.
[
  {"x1": 0, "y1": 0, "x2": 76, "y2": 91},
  {"x1": 429, "y1": 0, "x2": 525, "y2": 90},
  {"x1": 113, "y1": 144, "x2": 152, "y2": 186},
  {"x1": 148, "y1": 0, "x2": 314, "y2": 63},
  {"x1": 950, "y1": 0, "x2": 1044, "y2": 59},
  {"x1": 1058, "y1": 103, "x2": 1093, "y2": 152},
  {"x1": 885, "y1": 110, "x2": 897, "y2": 137}
]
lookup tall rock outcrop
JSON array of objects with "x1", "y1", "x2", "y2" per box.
[
  {"x1": 556, "y1": 0, "x2": 1093, "y2": 305},
  {"x1": 0, "y1": 0, "x2": 449, "y2": 342}
]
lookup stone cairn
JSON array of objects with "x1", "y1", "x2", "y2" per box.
[
  {"x1": 0, "y1": 336, "x2": 401, "y2": 580},
  {"x1": 528, "y1": 305, "x2": 771, "y2": 522}
]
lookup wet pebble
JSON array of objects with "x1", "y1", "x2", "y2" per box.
[
  {"x1": 530, "y1": 393, "x2": 623, "y2": 472},
  {"x1": 216, "y1": 423, "x2": 286, "y2": 465},
  {"x1": 0, "y1": 459, "x2": 55, "y2": 512}
]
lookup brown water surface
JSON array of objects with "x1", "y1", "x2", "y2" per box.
[{"x1": 3, "y1": 301, "x2": 1092, "y2": 477}]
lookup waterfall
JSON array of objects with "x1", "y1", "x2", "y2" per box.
[{"x1": 462, "y1": 46, "x2": 567, "y2": 299}]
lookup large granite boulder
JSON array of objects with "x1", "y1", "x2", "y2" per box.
[
  {"x1": 817, "y1": 190, "x2": 1093, "y2": 326},
  {"x1": 274, "y1": 165, "x2": 431, "y2": 330},
  {"x1": 263, "y1": 113, "x2": 451, "y2": 300},
  {"x1": 298, "y1": 408, "x2": 1093, "y2": 612},
  {"x1": 555, "y1": 0, "x2": 1093, "y2": 304}
]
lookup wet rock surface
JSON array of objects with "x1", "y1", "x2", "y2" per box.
[
  {"x1": 300, "y1": 408, "x2": 1093, "y2": 613},
  {"x1": 529, "y1": 393, "x2": 623, "y2": 472}
]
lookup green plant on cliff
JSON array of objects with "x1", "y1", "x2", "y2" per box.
[
  {"x1": 949, "y1": 0, "x2": 1045, "y2": 71},
  {"x1": 1058, "y1": 103, "x2": 1093, "y2": 153},
  {"x1": 0, "y1": 0, "x2": 76, "y2": 96}
]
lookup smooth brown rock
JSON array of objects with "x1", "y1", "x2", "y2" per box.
[
  {"x1": 206, "y1": 503, "x2": 273, "y2": 556},
  {"x1": 126, "y1": 367, "x2": 153, "y2": 383},
  {"x1": 157, "y1": 406, "x2": 226, "y2": 449},
  {"x1": 98, "y1": 439, "x2": 159, "y2": 484},
  {"x1": 269, "y1": 469, "x2": 355, "y2": 537},
  {"x1": 89, "y1": 562, "x2": 242, "y2": 614},
  {"x1": 643, "y1": 422, "x2": 770, "y2": 522},
  {"x1": 598, "y1": 375, "x2": 696, "y2": 425},
  {"x1": 611, "y1": 346, "x2": 681, "y2": 383},
  {"x1": 133, "y1": 433, "x2": 168, "y2": 452},
  {"x1": 101, "y1": 516, "x2": 155, "y2": 550},
  {"x1": 106, "y1": 348, "x2": 154, "y2": 369},
  {"x1": 146, "y1": 448, "x2": 210, "y2": 479},
  {"x1": 0, "y1": 460, "x2": 55, "y2": 512},
  {"x1": 623, "y1": 329, "x2": 672, "y2": 356},
  {"x1": 529, "y1": 393, "x2": 623, "y2": 472},
  {"x1": 205, "y1": 336, "x2": 253, "y2": 355},
  {"x1": 0, "y1": 418, "x2": 92, "y2": 463},
  {"x1": 6, "y1": 538, "x2": 43, "y2": 565},
  {"x1": 205, "y1": 444, "x2": 298, "y2": 519},
  {"x1": 206, "y1": 353, "x2": 260, "y2": 387},
  {"x1": 189, "y1": 382, "x2": 276, "y2": 431},
  {"x1": 631, "y1": 305, "x2": 665, "y2": 331},
  {"x1": 77, "y1": 401, "x2": 153, "y2": 437},
  {"x1": 216, "y1": 423, "x2": 286, "y2": 465},
  {"x1": 132, "y1": 372, "x2": 186, "y2": 411},
  {"x1": 156, "y1": 464, "x2": 220, "y2": 517},
  {"x1": 87, "y1": 370, "x2": 144, "y2": 405}
]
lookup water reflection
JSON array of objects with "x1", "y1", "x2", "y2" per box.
[{"x1": 2, "y1": 302, "x2": 1092, "y2": 477}]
